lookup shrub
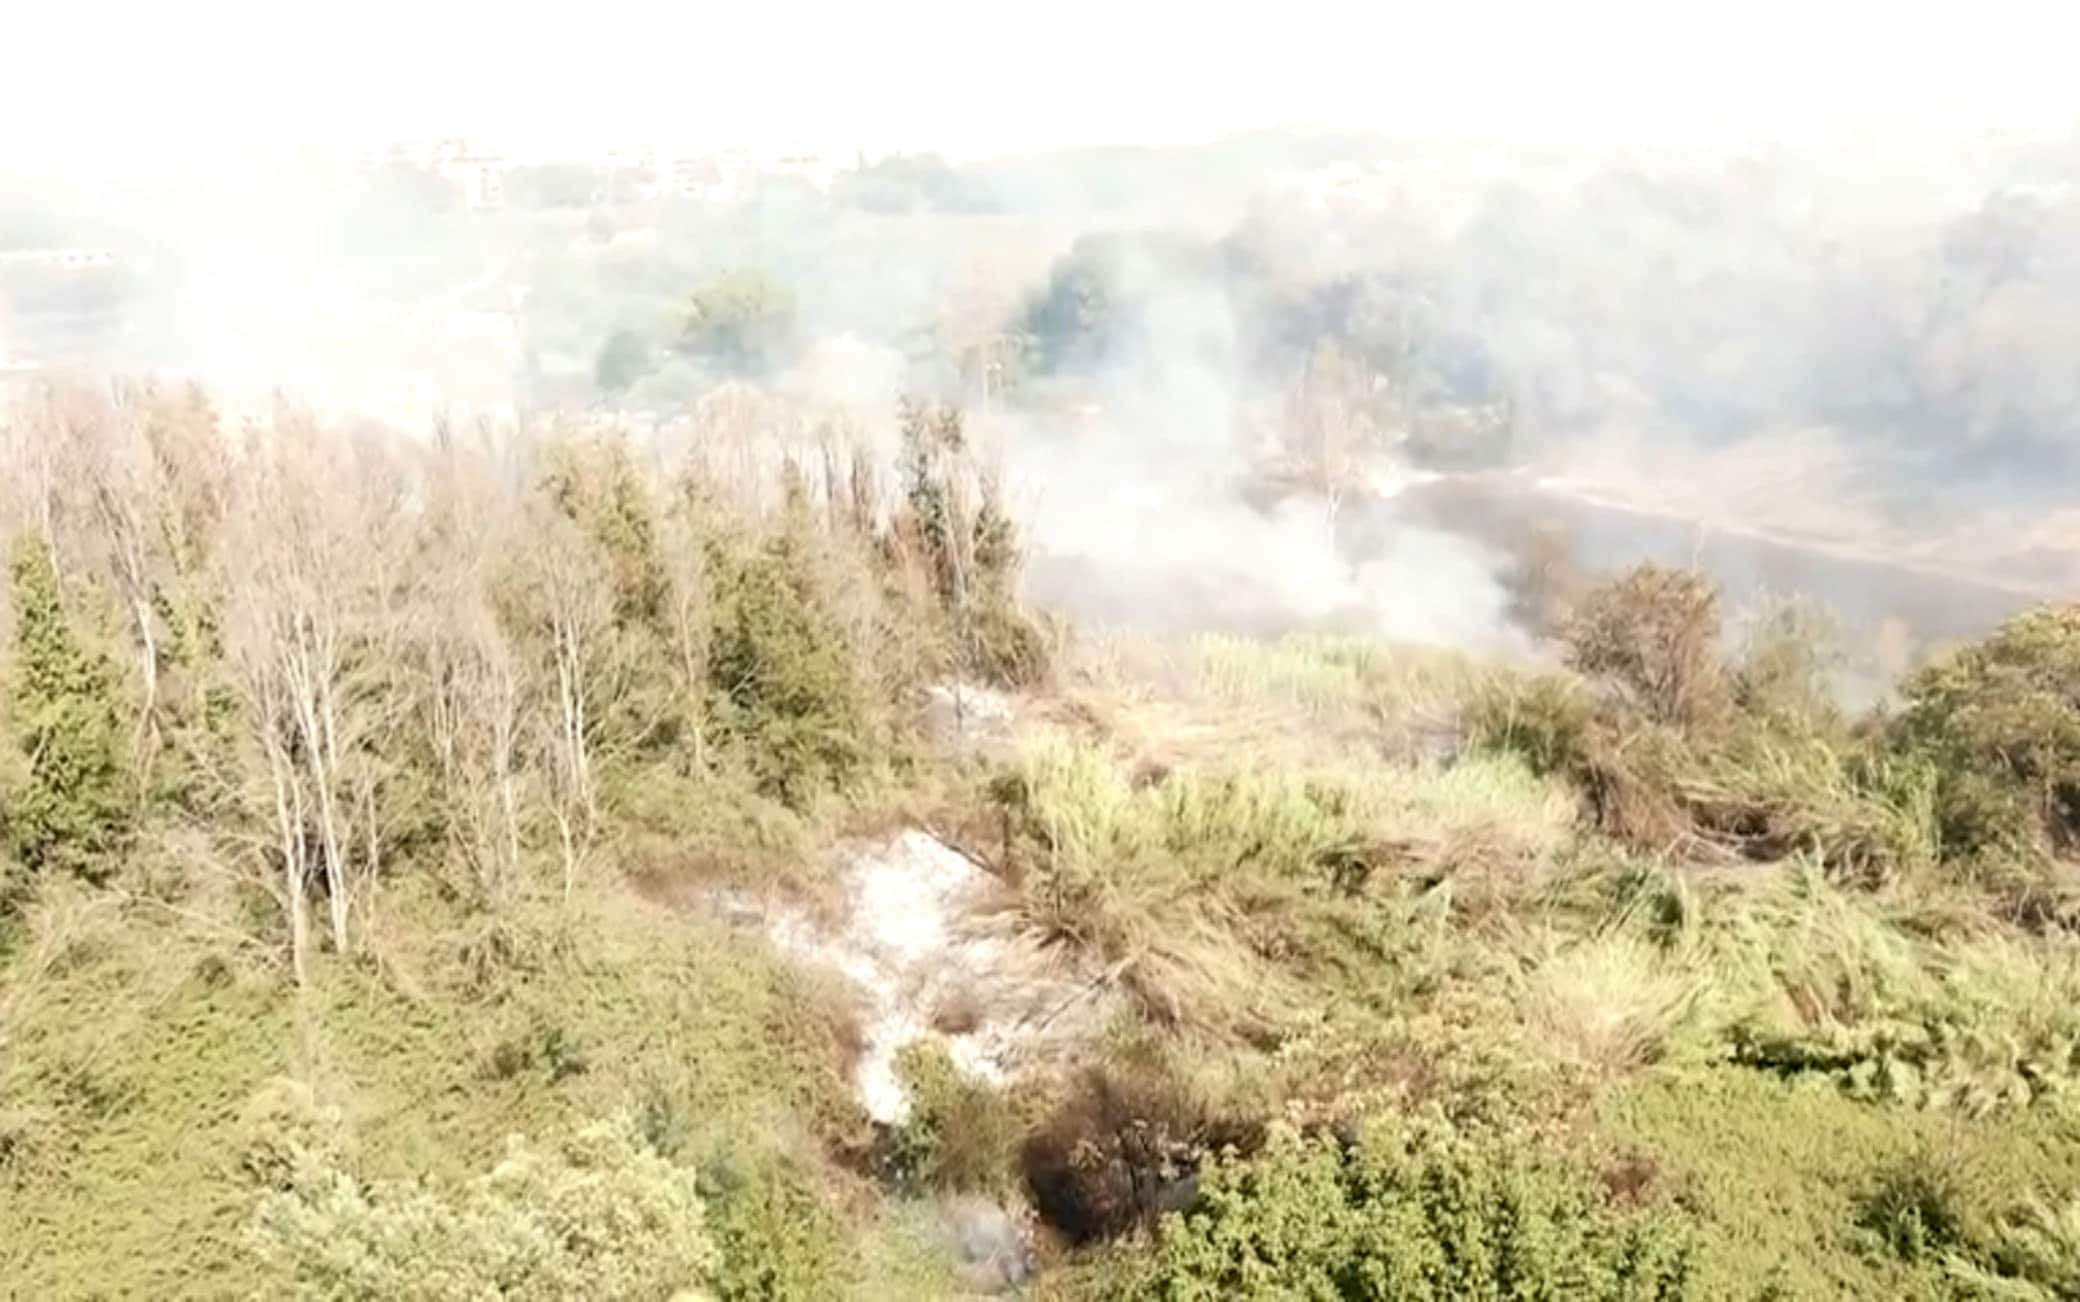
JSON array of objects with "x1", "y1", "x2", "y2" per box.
[
  {"x1": 1675, "y1": 732, "x2": 1939, "y2": 882},
  {"x1": 704, "y1": 513, "x2": 871, "y2": 809},
  {"x1": 1697, "y1": 864, "x2": 2080, "y2": 1113},
  {"x1": 892, "y1": 396, "x2": 1052, "y2": 689},
  {"x1": 1855, "y1": 1151, "x2": 1972, "y2": 1264},
  {"x1": 1888, "y1": 603, "x2": 2080, "y2": 863},
  {"x1": 2, "y1": 534, "x2": 135, "y2": 883},
  {"x1": 1465, "y1": 671, "x2": 1598, "y2": 780},
  {"x1": 1732, "y1": 596, "x2": 1845, "y2": 730},
  {"x1": 990, "y1": 736, "x2": 1381, "y2": 1031},
  {"x1": 1130, "y1": 1118, "x2": 1695, "y2": 1300},
  {"x1": 1522, "y1": 935, "x2": 1707, "y2": 1076},
  {"x1": 679, "y1": 269, "x2": 800, "y2": 377},
  {"x1": 878, "y1": 1041, "x2": 1024, "y2": 1195},
  {"x1": 252, "y1": 1114, "x2": 718, "y2": 1300},
  {"x1": 1561, "y1": 564, "x2": 1727, "y2": 728},
  {"x1": 702, "y1": 1148, "x2": 852, "y2": 1301},
  {"x1": 237, "y1": 1076, "x2": 346, "y2": 1191},
  {"x1": 1473, "y1": 568, "x2": 1934, "y2": 880},
  {"x1": 965, "y1": 596, "x2": 1053, "y2": 689},
  {"x1": 1597, "y1": 1065, "x2": 2080, "y2": 1299},
  {"x1": 537, "y1": 435, "x2": 671, "y2": 633}
]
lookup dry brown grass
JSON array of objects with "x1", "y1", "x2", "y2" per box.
[
  {"x1": 1521, "y1": 933, "x2": 1707, "y2": 1077},
  {"x1": 1559, "y1": 563, "x2": 1727, "y2": 728}
]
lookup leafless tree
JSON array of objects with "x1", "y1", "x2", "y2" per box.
[
  {"x1": 217, "y1": 409, "x2": 410, "y2": 972},
  {"x1": 507, "y1": 508, "x2": 615, "y2": 902}
]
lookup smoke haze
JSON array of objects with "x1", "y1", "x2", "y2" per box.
[{"x1": 8, "y1": 90, "x2": 2080, "y2": 663}]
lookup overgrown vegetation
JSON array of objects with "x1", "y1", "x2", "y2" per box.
[
  {"x1": 2, "y1": 533, "x2": 135, "y2": 885},
  {"x1": 9, "y1": 379, "x2": 2080, "y2": 1299},
  {"x1": 253, "y1": 1114, "x2": 720, "y2": 1299},
  {"x1": 1121, "y1": 1118, "x2": 1696, "y2": 1300}
]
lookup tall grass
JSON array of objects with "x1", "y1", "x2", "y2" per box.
[
  {"x1": 1187, "y1": 631, "x2": 1496, "y2": 743},
  {"x1": 989, "y1": 730, "x2": 1572, "y2": 1038}
]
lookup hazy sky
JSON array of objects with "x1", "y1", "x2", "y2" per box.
[{"x1": 6, "y1": 0, "x2": 2076, "y2": 169}]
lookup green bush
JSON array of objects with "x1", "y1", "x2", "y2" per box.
[
  {"x1": 1856, "y1": 1151, "x2": 1971, "y2": 1265},
  {"x1": 1595, "y1": 1067, "x2": 2075, "y2": 1300},
  {"x1": 679, "y1": 269, "x2": 800, "y2": 377},
  {"x1": 252, "y1": 1114, "x2": 718, "y2": 1300},
  {"x1": 1130, "y1": 1118, "x2": 1695, "y2": 1300},
  {"x1": 1889, "y1": 603, "x2": 2080, "y2": 864},
  {"x1": 1466, "y1": 671, "x2": 1598, "y2": 780},
  {"x1": 702, "y1": 1148, "x2": 853, "y2": 1302},
  {"x1": 989, "y1": 736, "x2": 1380, "y2": 1031},
  {"x1": 878, "y1": 1041, "x2": 1024, "y2": 1195},
  {"x1": 2, "y1": 535, "x2": 135, "y2": 884},
  {"x1": 537, "y1": 435, "x2": 672, "y2": 634},
  {"x1": 893, "y1": 396, "x2": 1052, "y2": 689}
]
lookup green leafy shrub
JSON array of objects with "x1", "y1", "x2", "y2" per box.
[
  {"x1": 990, "y1": 735, "x2": 1383, "y2": 1030},
  {"x1": 1856, "y1": 1151, "x2": 1972, "y2": 1265},
  {"x1": 679, "y1": 268, "x2": 801, "y2": 377},
  {"x1": 537, "y1": 435, "x2": 672, "y2": 634},
  {"x1": 1889, "y1": 603, "x2": 2080, "y2": 864},
  {"x1": 1130, "y1": 1118, "x2": 1695, "y2": 1300},
  {"x1": 702, "y1": 1148, "x2": 852, "y2": 1301},
  {"x1": 252, "y1": 1114, "x2": 718, "y2": 1300},
  {"x1": 1597, "y1": 1066, "x2": 2080, "y2": 1299},
  {"x1": 878, "y1": 1041, "x2": 1024, "y2": 1195},
  {"x1": 893, "y1": 396, "x2": 1051, "y2": 689},
  {"x1": 237, "y1": 1076, "x2": 347, "y2": 1191},
  {"x1": 1675, "y1": 732, "x2": 1938, "y2": 883},
  {"x1": 1732, "y1": 596, "x2": 1846, "y2": 730},
  {"x1": 2, "y1": 535, "x2": 135, "y2": 884},
  {"x1": 1466, "y1": 671, "x2": 1599, "y2": 780}
]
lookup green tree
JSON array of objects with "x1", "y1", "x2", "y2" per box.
[
  {"x1": 704, "y1": 474, "x2": 868, "y2": 808},
  {"x1": 1889, "y1": 602, "x2": 2080, "y2": 861},
  {"x1": 2, "y1": 535, "x2": 135, "y2": 883},
  {"x1": 679, "y1": 270, "x2": 800, "y2": 377},
  {"x1": 594, "y1": 329, "x2": 655, "y2": 395}
]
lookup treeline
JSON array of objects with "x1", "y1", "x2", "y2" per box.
[
  {"x1": 1002, "y1": 163, "x2": 2080, "y2": 492},
  {"x1": 0, "y1": 382, "x2": 1044, "y2": 974}
]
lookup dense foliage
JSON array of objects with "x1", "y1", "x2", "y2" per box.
[
  {"x1": 5, "y1": 380, "x2": 2080, "y2": 1300},
  {"x1": 1132, "y1": 1121, "x2": 1694, "y2": 1301}
]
